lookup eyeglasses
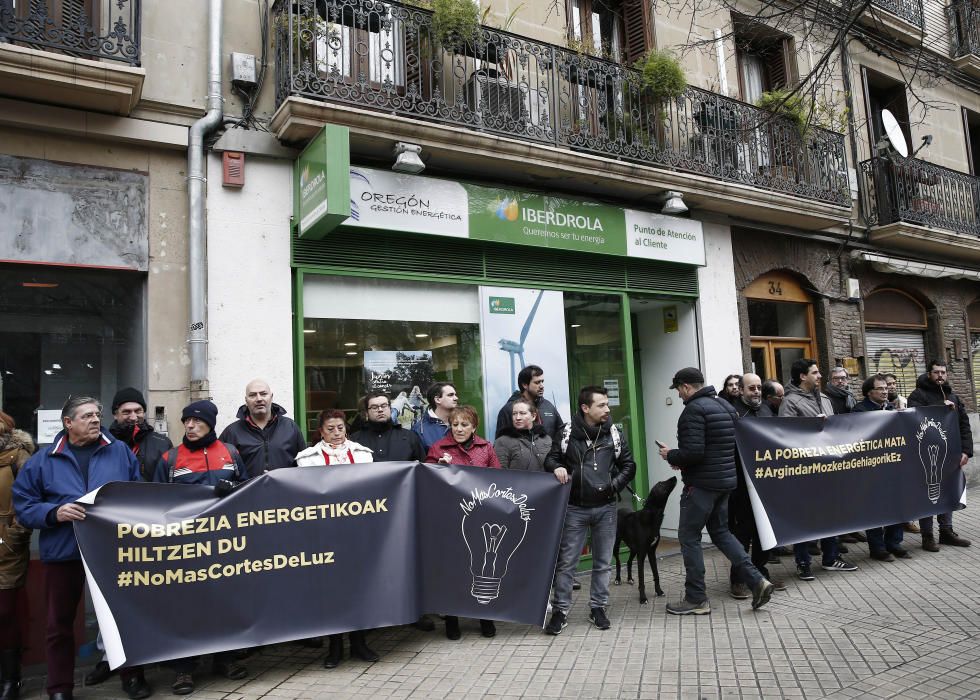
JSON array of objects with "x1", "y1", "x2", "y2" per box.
[{"x1": 367, "y1": 403, "x2": 390, "y2": 411}]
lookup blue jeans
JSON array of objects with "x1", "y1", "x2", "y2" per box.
[
  {"x1": 866, "y1": 524, "x2": 904, "y2": 553},
  {"x1": 678, "y1": 486, "x2": 762, "y2": 603},
  {"x1": 551, "y1": 503, "x2": 616, "y2": 612},
  {"x1": 919, "y1": 513, "x2": 952, "y2": 534},
  {"x1": 794, "y1": 538, "x2": 839, "y2": 567}
]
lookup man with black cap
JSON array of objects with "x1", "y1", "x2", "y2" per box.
[
  {"x1": 153, "y1": 400, "x2": 248, "y2": 695},
  {"x1": 219, "y1": 380, "x2": 307, "y2": 478},
  {"x1": 108, "y1": 388, "x2": 173, "y2": 483},
  {"x1": 658, "y1": 367, "x2": 773, "y2": 615}
]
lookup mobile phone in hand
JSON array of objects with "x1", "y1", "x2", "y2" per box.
[{"x1": 655, "y1": 440, "x2": 667, "y2": 449}]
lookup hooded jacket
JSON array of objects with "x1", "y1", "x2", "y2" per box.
[
  {"x1": 778, "y1": 382, "x2": 835, "y2": 417},
  {"x1": 219, "y1": 403, "x2": 307, "y2": 478},
  {"x1": 109, "y1": 420, "x2": 173, "y2": 482},
  {"x1": 0, "y1": 429, "x2": 34, "y2": 589},
  {"x1": 426, "y1": 435, "x2": 501, "y2": 468},
  {"x1": 13, "y1": 430, "x2": 141, "y2": 562},
  {"x1": 908, "y1": 374, "x2": 974, "y2": 457},
  {"x1": 666, "y1": 386, "x2": 739, "y2": 492},
  {"x1": 493, "y1": 424, "x2": 552, "y2": 471},
  {"x1": 494, "y1": 391, "x2": 565, "y2": 439},
  {"x1": 544, "y1": 414, "x2": 636, "y2": 507},
  {"x1": 350, "y1": 421, "x2": 425, "y2": 462}
]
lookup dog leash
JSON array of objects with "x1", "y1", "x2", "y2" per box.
[{"x1": 624, "y1": 483, "x2": 644, "y2": 504}]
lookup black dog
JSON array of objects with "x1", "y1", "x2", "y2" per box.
[{"x1": 614, "y1": 476, "x2": 678, "y2": 604}]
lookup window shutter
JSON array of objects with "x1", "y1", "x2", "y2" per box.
[
  {"x1": 763, "y1": 43, "x2": 787, "y2": 90},
  {"x1": 622, "y1": 0, "x2": 651, "y2": 65}
]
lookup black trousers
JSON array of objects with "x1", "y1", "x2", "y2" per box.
[{"x1": 727, "y1": 482, "x2": 771, "y2": 584}]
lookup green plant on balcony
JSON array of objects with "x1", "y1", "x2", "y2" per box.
[
  {"x1": 637, "y1": 50, "x2": 687, "y2": 103},
  {"x1": 756, "y1": 88, "x2": 808, "y2": 137},
  {"x1": 431, "y1": 0, "x2": 481, "y2": 51}
]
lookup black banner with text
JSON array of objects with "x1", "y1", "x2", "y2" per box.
[
  {"x1": 74, "y1": 462, "x2": 568, "y2": 668},
  {"x1": 735, "y1": 406, "x2": 966, "y2": 549}
]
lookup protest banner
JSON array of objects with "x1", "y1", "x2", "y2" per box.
[
  {"x1": 75, "y1": 462, "x2": 568, "y2": 668},
  {"x1": 735, "y1": 406, "x2": 966, "y2": 549}
]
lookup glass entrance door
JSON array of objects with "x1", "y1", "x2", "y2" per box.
[{"x1": 751, "y1": 340, "x2": 811, "y2": 385}]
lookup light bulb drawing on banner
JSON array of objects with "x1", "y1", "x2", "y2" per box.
[
  {"x1": 460, "y1": 483, "x2": 533, "y2": 604},
  {"x1": 497, "y1": 290, "x2": 544, "y2": 392},
  {"x1": 916, "y1": 417, "x2": 948, "y2": 504}
]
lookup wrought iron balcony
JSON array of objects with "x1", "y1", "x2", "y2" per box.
[
  {"x1": 872, "y1": 0, "x2": 924, "y2": 28},
  {"x1": 860, "y1": 156, "x2": 980, "y2": 236},
  {"x1": 948, "y1": 0, "x2": 980, "y2": 58},
  {"x1": 0, "y1": 0, "x2": 141, "y2": 65},
  {"x1": 273, "y1": 0, "x2": 849, "y2": 206}
]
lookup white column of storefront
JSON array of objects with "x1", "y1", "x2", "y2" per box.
[
  {"x1": 206, "y1": 155, "x2": 295, "y2": 432},
  {"x1": 696, "y1": 221, "x2": 742, "y2": 383}
]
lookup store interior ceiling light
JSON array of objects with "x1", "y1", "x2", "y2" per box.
[
  {"x1": 344, "y1": 342, "x2": 357, "y2": 347},
  {"x1": 658, "y1": 190, "x2": 688, "y2": 214},
  {"x1": 393, "y1": 142, "x2": 425, "y2": 174},
  {"x1": 51, "y1": 364, "x2": 61, "y2": 369},
  {"x1": 22, "y1": 282, "x2": 58, "y2": 288},
  {"x1": 415, "y1": 333, "x2": 429, "y2": 338},
  {"x1": 346, "y1": 351, "x2": 357, "y2": 356},
  {"x1": 303, "y1": 329, "x2": 316, "y2": 334},
  {"x1": 43, "y1": 370, "x2": 53, "y2": 375},
  {"x1": 570, "y1": 324, "x2": 582, "y2": 328}
]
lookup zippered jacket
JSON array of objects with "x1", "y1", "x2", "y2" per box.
[
  {"x1": 493, "y1": 424, "x2": 551, "y2": 471},
  {"x1": 425, "y1": 435, "x2": 501, "y2": 468},
  {"x1": 778, "y1": 382, "x2": 835, "y2": 417},
  {"x1": 544, "y1": 414, "x2": 636, "y2": 507},
  {"x1": 665, "y1": 386, "x2": 738, "y2": 492},
  {"x1": 908, "y1": 374, "x2": 974, "y2": 457},
  {"x1": 219, "y1": 403, "x2": 307, "y2": 478},
  {"x1": 13, "y1": 430, "x2": 141, "y2": 562},
  {"x1": 494, "y1": 391, "x2": 565, "y2": 439},
  {"x1": 154, "y1": 441, "x2": 247, "y2": 485}
]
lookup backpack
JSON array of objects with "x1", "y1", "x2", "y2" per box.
[{"x1": 165, "y1": 442, "x2": 243, "y2": 483}]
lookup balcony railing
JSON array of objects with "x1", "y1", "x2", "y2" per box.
[
  {"x1": 948, "y1": 0, "x2": 980, "y2": 58},
  {"x1": 872, "y1": 0, "x2": 924, "y2": 28},
  {"x1": 0, "y1": 0, "x2": 141, "y2": 65},
  {"x1": 273, "y1": 0, "x2": 849, "y2": 206},
  {"x1": 860, "y1": 156, "x2": 980, "y2": 236}
]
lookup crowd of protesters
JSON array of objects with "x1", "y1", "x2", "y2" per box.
[{"x1": 0, "y1": 356, "x2": 973, "y2": 699}]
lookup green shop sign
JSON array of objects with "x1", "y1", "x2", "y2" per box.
[
  {"x1": 488, "y1": 297, "x2": 516, "y2": 314},
  {"x1": 342, "y1": 166, "x2": 705, "y2": 266},
  {"x1": 294, "y1": 125, "x2": 351, "y2": 240}
]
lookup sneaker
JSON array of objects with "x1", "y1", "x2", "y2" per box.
[
  {"x1": 939, "y1": 529, "x2": 971, "y2": 547},
  {"x1": 122, "y1": 675, "x2": 152, "y2": 700},
  {"x1": 888, "y1": 546, "x2": 912, "y2": 559},
  {"x1": 870, "y1": 550, "x2": 895, "y2": 562},
  {"x1": 85, "y1": 660, "x2": 113, "y2": 686},
  {"x1": 751, "y1": 579, "x2": 774, "y2": 610},
  {"x1": 770, "y1": 578, "x2": 787, "y2": 591},
  {"x1": 572, "y1": 579, "x2": 581, "y2": 590},
  {"x1": 729, "y1": 583, "x2": 751, "y2": 600},
  {"x1": 666, "y1": 599, "x2": 710, "y2": 615},
  {"x1": 821, "y1": 558, "x2": 858, "y2": 572},
  {"x1": 796, "y1": 563, "x2": 815, "y2": 581},
  {"x1": 922, "y1": 533, "x2": 940, "y2": 552},
  {"x1": 904, "y1": 521, "x2": 921, "y2": 534},
  {"x1": 545, "y1": 609, "x2": 567, "y2": 635},
  {"x1": 588, "y1": 607, "x2": 611, "y2": 630},
  {"x1": 172, "y1": 673, "x2": 194, "y2": 696},
  {"x1": 212, "y1": 659, "x2": 247, "y2": 680}
]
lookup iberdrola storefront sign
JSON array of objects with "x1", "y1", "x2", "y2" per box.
[{"x1": 341, "y1": 166, "x2": 705, "y2": 266}]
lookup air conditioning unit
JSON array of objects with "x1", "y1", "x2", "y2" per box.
[{"x1": 466, "y1": 70, "x2": 527, "y2": 128}]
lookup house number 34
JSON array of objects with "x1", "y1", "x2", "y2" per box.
[{"x1": 768, "y1": 280, "x2": 783, "y2": 296}]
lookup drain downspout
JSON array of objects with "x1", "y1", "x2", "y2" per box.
[{"x1": 187, "y1": 0, "x2": 223, "y2": 397}]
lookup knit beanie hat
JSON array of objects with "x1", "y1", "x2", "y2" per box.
[
  {"x1": 111, "y1": 387, "x2": 146, "y2": 413},
  {"x1": 181, "y1": 400, "x2": 218, "y2": 430}
]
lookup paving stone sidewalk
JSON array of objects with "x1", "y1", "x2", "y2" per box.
[{"x1": 28, "y1": 486, "x2": 980, "y2": 699}]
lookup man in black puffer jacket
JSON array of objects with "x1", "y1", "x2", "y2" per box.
[
  {"x1": 908, "y1": 361, "x2": 975, "y2": 551},
  {"x1": 544, "y1": 385, "x2": 635, "y2": 635},
  {"x1": 659, "y1": 367, "x2": 773, "y2": 616}
]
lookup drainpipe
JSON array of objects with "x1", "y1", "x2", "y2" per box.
[{"x1": 187, "y1": 0, "x2": 223, "y2": 398}]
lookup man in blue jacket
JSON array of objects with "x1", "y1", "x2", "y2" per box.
[
  {"x1": 413, "y1": 382, "x2": 458, "y2": 452},
  {"x1": 658, "y1": 368, "x2": 773, "y2": 616},
  {"x1": 13, "y1": 396, "x2": 149, "y2": 700}
]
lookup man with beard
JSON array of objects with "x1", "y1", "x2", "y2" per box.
[
  {"x1": 494, "y1": 365, "x2": 564, "y2": 439},
  {"x1": 720, "y1": 374, "x2": 741, "y2": 404},
  {"x1": 727, "y1": 373, "x2": 784, "y2": 599},
  {"x1": 908, "y1": 360, "x2": 974, "y2": 551},
  {"x1": 825, "y1": 367, "x2": 857, "y2": 415},
  {"x1": 219, "y1": 379, "x2": 307, "y2": 478},
  {"x1": 884, "y1": 373, "x2": 908, "y2": 410},
  {"x1": 545, "y1": 386, "x2": 636, "y2": 634}
]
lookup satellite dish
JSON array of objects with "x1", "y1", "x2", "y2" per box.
[{"x1": 881, "y1": 109, "x2": 908, "y2": 158}]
